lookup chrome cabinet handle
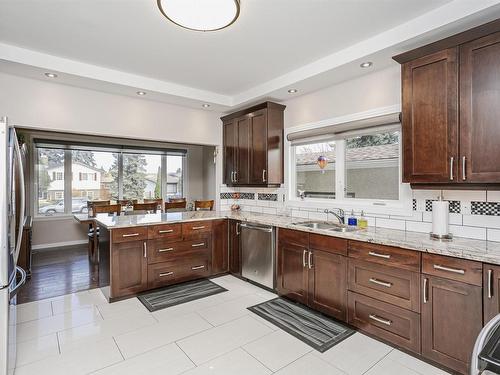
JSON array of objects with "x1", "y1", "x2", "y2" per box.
[
  {"x1": 368, "y1": 251, "x2": 391, "y2": 259},
  {"x1": 462, "y1": 156, "x2": 466, "y2": 181},
  {"x1": 143, "y1": 242, "x2": 147, "y2": 258},
  {"x1": 231, "y1": 171, "x2": 235, "y2": 183},
  {"x1": 433, "y1": 264, "x2": 465, "y2": 275},
  {"x1": 235, "y1": 171, "x2": 238, "y2": 182},
  {"x1": 308, "y1": 251, "x2": 313, "y2": 269},
  {"x1": 423, "y1": 278, "x2": 428, "y2": 303},
  {"x1": 236, "y1": 222, "x2": 241, "y2": 235},
  {"x1": 369, "y1": 278, "x2": 392, "y2": 288},
  {"x1": 488, "y1": 269, "x2": 493, "y2": 299},
  {"x1": 123, "y1": 233, "x2": 140, "y2": 237},
  {"x1": 158, "y1": 229, "x2": 174, "y2": 234},
  {"x1": 369, "y1": 314, "x2": 392, "y2": 326},
  {"x1": 262, "y1": 169, "x2": 267, "y2": 183},
  {"x1": 450, "y1": 156, "x2": 454, "y2": 180},
  {"x1": 192, "y1": 265, "x2": 205, "y2": 270},
  {"x1": 159, "y1": 271, "x2": 173, "y2": 277},
  {"x1": 303, "y1": 250, "x2": 307, "y2": 268},
  {"x1": 158, "y1": 247, "x2": 174, "y2": 253},
  {"x1": 192, "y1": 243, "x2": 205, "y2": 247},
  {"x1": 192, "y1": 226, "x2": 205, "y2": 230}
]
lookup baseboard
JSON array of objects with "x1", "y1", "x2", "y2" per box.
[{"x1": 32, "y1": 239, "x2": 87, "y2": 251}]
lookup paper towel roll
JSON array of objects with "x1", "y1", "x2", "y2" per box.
[{"x1": 432, "y1": 200, "x2": 449, "y2": 236}]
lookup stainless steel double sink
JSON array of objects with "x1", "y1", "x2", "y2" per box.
[{"x1": 292, "y1": 220, "x2": 362, "y2": 233}]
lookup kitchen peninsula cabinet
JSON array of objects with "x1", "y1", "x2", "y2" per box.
[
  {"x1": 111, "y1": 240, "x2": 148, "y2": 297},
  {"x1": 394, "y1": 20, "x2": 500, "y2": 185},
  {"x1": 222, "y1": 101, "x2": 285, "y2": 187}
]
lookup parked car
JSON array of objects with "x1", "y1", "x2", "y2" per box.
[{"x1": 39, "y1": 198, "x2": 89, "y2": 215}]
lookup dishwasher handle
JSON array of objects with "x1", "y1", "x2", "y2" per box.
[{"x1": 239, "y1": 223, "x2": 273, "y2": 233}]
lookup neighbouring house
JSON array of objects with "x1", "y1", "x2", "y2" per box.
[{"x1": 45, "y1": 162, "x2": 104, "y2": 200}]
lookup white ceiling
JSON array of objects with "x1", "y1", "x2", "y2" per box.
[{"x1": 1, "y1": 0, "x2": 500, "y2": 110}]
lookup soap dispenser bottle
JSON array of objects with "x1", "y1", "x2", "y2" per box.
[
  {"x1": 347, "y1": 210, "x2": 357, "y2": 227},
  {"x1": 358, "y1": 210, "x2": 368, "y2": 229}
]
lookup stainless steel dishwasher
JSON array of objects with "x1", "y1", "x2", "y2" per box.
[{"x1": 240, "y1": 223, "x2": 275, "y2": 289}]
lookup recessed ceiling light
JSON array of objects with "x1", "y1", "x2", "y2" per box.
[
  {"x1": 287, "y1": 89, "x2": 298, "y2": 94},
  {"x1": 44, "y1": 72, "x2": 58, "y2": 78},
  {"x1": 157, "y1": 0, "x2": 240, "y2": 32},
  {"x1": 360, "y1": 61, "x2": 373, "y2": 68},
  {"x1": 136, "y1": 91, "x2": 147, "y2": 96},
  {"x1": 202, "y1": 104, "x2": 211, "y2": 108}
]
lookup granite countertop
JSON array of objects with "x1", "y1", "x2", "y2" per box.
[{"x1": 79, "y1": 210, "x2": 500, "y2": 265}]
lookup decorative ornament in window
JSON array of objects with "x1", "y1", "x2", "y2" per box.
[{"x1": 316, "y1": 155, "x2": 328, "y2": 174}]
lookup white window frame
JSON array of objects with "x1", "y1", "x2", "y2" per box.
[{"x1": 285, "y1": 106, "x2": 412, "y2": 216}]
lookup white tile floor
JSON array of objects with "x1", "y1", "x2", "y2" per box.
[{"x1": 13, "y1": 275, "x2": 451, "y2": 375}]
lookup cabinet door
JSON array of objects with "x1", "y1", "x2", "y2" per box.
[
  {"x1": 212, "y1": 219, "x2": 228, "y2": 275},
  {"x1": 308, "y1": 249, "x2": 347, "y2": 321},
  {"x1": 484, "y1": 264, "x2": 500, "y2": 323},
  {"x1": 402, "y1": 48, "x2": 458, "y2": 183},
  {"x1": 277, "y1": 241, "x2": 308, "y2": 304},
  {"x1": 460, "y1": 31, "x2": 500, "y2": 182},
  {"x1": 229, "y1": 220, "x2": 241, "y2": 275},
  {"x1": 421, "y1": 275, "x2": 482, "y2": 374},
  {"x1": 111, "y1": 240, "x2": 148, "y2": 298},
  {"x1": 249, "y1": 109, "x2": 268, "y2": 185},
  {"x1": 223, "y1": 120, "x2": 237, "y2": 185},
  {"x1": 235, "y1": 116, "x2": 250, "y2": 185}
]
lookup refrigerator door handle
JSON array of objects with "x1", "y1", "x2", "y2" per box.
[{"x1": 12, "y1": 128, "x2": 25, "y2": 264}]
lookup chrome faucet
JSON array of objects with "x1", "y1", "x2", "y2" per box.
[{"x1": 324, "y1": 208, "x2": 345, "y2": 225}]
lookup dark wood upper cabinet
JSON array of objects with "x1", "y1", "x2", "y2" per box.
[
  {"x1": 395, "y1": 21, "x2": 500, "y2": 185},
  {"x1": 222, "y1": 102, "x2": 285, "y2": 187},
  {"x1": 401, "y1": 48, "x2": 459, "y2": 183},
  {"x1": 460, "y1": 31, "x2": 500, "y2": 183}
]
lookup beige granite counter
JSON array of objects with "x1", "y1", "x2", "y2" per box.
[{"x1": 76, "y1": 210, "x2": 500, "y2": 265}]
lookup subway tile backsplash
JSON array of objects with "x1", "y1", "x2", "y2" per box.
[{"x1": 219, "y1": 185, "x2": 500, "y2": 242}]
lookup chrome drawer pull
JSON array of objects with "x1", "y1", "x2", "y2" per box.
[
  {"x1": 122, "y1": 233, "x2": 140, "y2": 237},
  {"x1": 488, "y1": 269, "x2": 493, "y2": 299},
  {"x1": 192, "y1": 243, "x2": 205, "y2": 247},
  {"x1": 192, "y1": 265, "x2": 205, "y2": 270},
  {"x1": 369, "y1": 314, "x2": 392, "y2": 326},
  {"x1": 433, "y1": 264, "x2": 465, "y2": 275},
  {"x1": 159, "y1": 271, "x2": 173, "y2": 277},
  {"x1": 158, "y1": 248, "x2": 174, "y2": 253},
  {"x1": 369, "y1": 278, "x2": 392, "y2": 288},
  {"x1": 158, "y1": 229, "x2": 174, "y2": 234},
  {"x1": 368, "y1": 251, "x2": 391, "y2": 259},
  {"x1": 192, "y1": 226, "x2": 206, "y2": 230}
]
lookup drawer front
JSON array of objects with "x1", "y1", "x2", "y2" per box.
[
  {"x1": 348, "y1": 259, "x2": 420, "y2": 312},
  {"x1": 112, "y1": 226, "x2": 148, "y2": 243},
  {"x1": 422, "y1": 253, "x2": 482, "y2": 286},
  {"x1": 147, "y1": 239, "x2": 184, "y2": 264},
  {"x1": 147, "y1": 261, "x2": 179, "y2": 289},
  {"x1": 278, "y1": 228, "x2": 309, "y2": 247},
  {"x1": 348, "y1": 291, "x2": 421, "y2": 354},
  {"x1": 182, "y1": 221, "x2": 212, "y2": 238},
  {"x1": 180, "y1": 237, "x2": 211, "y2": 253},
  {"x1": 147, "y1": 223, "x2": 182, "y2": 241},
  {"x1": 309, "y1": 233, "x2": 347, "y2": 256},
  {"x1": 182, "y1": 255, "x2": 211, "y2": 279},
  {"x1": 348, "y1": 241, "x2": 420, "y2": 272}
]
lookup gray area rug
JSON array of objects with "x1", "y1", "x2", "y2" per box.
[
  {"x1": 248, "y1": 297, "x2": 355, "y2": 352},
  {"x1": 138, "y1": 279, "x2": 227, "y2": 312}
]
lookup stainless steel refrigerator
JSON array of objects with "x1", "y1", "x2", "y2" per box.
[{"x1": 0, "y1": 116, "x2": 27, "y2": 375}]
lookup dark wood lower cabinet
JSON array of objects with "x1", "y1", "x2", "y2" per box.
[
  {"x1": 111, "y1": 240, "x2": 148, "y2": 297},
  {"x1": 484, "y1": 263, "x2": 500, "y2": 322},
  {"x1": 421, "y1": 275, "x2": 483, "y2": 374},
  {"x1": 277, "y1": 241, "x2": 309, "y2": 305},
  {"x1": 308, "y1": 250, "x2": 347, "y2": 321},
  {"x1": 212, "y1": 219, "x2": 228, "y2": 275},
  {"x1": 229, "y1": 220, "x2": 241, "y2": 275}
]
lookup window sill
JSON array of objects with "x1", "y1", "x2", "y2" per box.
[{"x1": 33, "y1": 214, "x2": 77, "y2": 222}]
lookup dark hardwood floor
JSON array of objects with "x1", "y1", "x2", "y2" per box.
[{"x1": 17, "y1": 244, "x2": 98, "y2": 304}]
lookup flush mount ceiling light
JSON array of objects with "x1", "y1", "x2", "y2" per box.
[
  {"x1": 136, "y1": 91, "x2": 147, "y2": 96},
  {"x1": 44, "y1": 72, "x2": 58, "y2": 78},
  {"x1": 202, "y1": 103, "x2": 211, "y2": 108},
  {"x1": 360, "y1": 61, "x2": 373, "y2": 68},
  {"x1": 287, "y1": 89, "x2": 298, "y2": 94},
  {"x1": 157, "y1": 0, "x2": 240, "y2": 32}
]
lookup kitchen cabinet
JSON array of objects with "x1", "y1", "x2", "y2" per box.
[
  {"x1": 460, "y1": 31, "x2": 500, "y2": 182},
  {"x1": 111, "y1": 240, "x2": 148, "y2": 297},
  {"x1": 421, "y1": 275, "x2": 482, "y2": 374},
  {"x1": 395, "y1": 21, "x2": 500, "y2": 185},
  {"x1": 484, "y1": 263, "x2": 500, "y2": 323},
  {"x1": 277, "y1": 241, "x2": 309, "y2": 304},
  {"x1": 229, "y1": 220, "x2": 241, "y2": 276},
  {"x1": 222, "y1": 102, "x2": 285, "y2": 187},
  {"x1": 212, "y1": 219, "x2": 229, "y2": 275}
]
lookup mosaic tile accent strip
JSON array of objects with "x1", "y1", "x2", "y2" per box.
[
  {"x1": 258, "y1": 193, "x2": 278, "y2": 201},
  {"x1": 471, "y1": 201, "x2": 500, "y2": 216},
  {"x1": 220, "y1": 192, "x2": 255, "y2": 200},
  {"x1": 220, "y1": 193, "x2": 232, "y2": 200},
  {"x1": 240, "y1": 193, "x2": 255, "y2": 200},
  {"x1": 412, "y1": 199, "x2": 417, "y2": 211},
  {"x1": 425, "y1": 199, "x2": 461, "y2": 214}
]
